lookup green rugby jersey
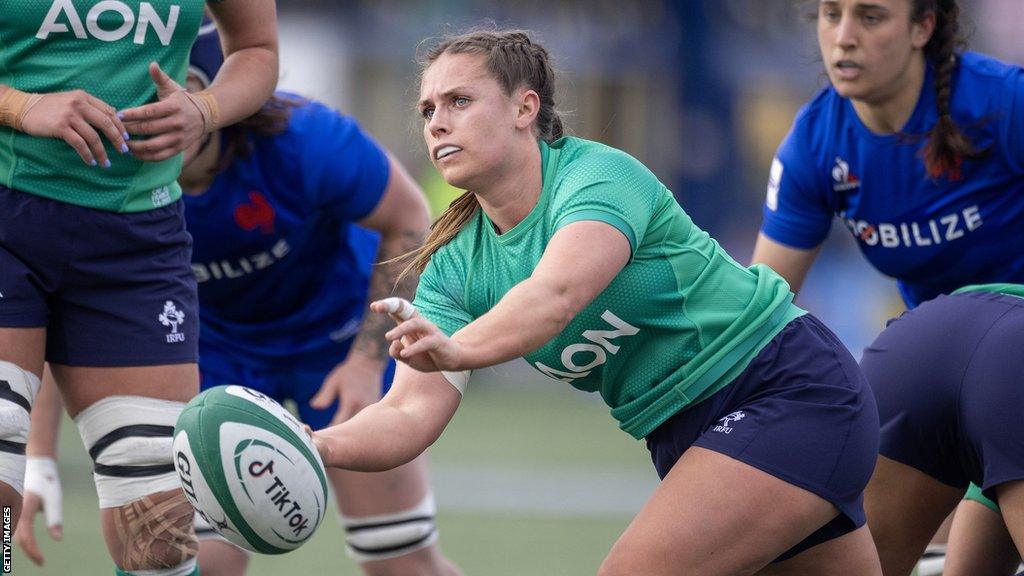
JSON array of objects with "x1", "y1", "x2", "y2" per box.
[
  {"x1": 415, "y1": 137, "x2": 804, "y2": 439},
  {"x1": 0, "y1": 1, "x2": 212, "y2": 212}
]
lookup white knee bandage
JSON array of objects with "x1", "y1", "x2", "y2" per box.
[
  {"x1": 0, "y1": 361, "x2": 41, "y2": 495},
  {"x1": 75, "y1": 396, "x2": 185, "y2": 508},
  {"x1": 341, "y1": 492, "x2": 439, "y2": 563}
]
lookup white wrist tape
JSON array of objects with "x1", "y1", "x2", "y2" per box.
[{"x1": 24, "y1": 456, "x2": 63, "y2": 527}]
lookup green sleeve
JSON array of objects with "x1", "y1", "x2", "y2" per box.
[
  {"x1": 412, "y1": 248, "x2": 475, "y2": 337},
  {"x1": 550, "y1": 149, "x2": 663, "y2": 254}
]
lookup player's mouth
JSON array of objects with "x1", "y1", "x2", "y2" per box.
[
  {"x1": 434, "y1": 145, "x2": 462, "y2": 161},
  {"x1": 833, "y1": 60, "x2": 863, "y2": 80}
]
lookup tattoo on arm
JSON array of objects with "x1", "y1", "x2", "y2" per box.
[{"x1": 351, "y1": 227, "x2": 424, "y2": 362}]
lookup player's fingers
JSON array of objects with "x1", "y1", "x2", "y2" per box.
[
  {"x1": 119, "y1": 99, "x2": 177, "y2": 123},
  {"x1": 121, "y1": 114, "x2": 186, "y2": 137},
  {"x1": 127, "y1": 133, "x2": 186, "y2": 162},
  {"x1": 14, "y1": 497, "x2": 44, "y2": 566},
  {"x1": 86, "y1": 95, "x2": 130, "y2": 147},
  {"x1": 388, "y1": 338, "x2": 405, "y2": 360},
  {"x1": 18, "y1": 532, "x2": 44, "y2": 566},
  {"x1": 82, "y1": 103, "x2": 129, "y2": 154},
  {"x1": 149, "y1": 62, "x2": 183, "y2": 98},
  {"x1": 42, "y1": 493, "x2": 63, "y2": 537},
  {"x1": 399, "y1": 334, "x2": 442, "y2": 358},
  {"x1": 371, "y1": 298, "x2": 418, "y2": 321},
  {"x1": 59, "y1": 124, "x2": 97, "y2": 166},
  {"x1": 385, "y1": 318, "x2": 433, "y2": 341},
  {"x1": 70, "y1": 117, "x2": 110, "y2": 168},
  {"x1": 309, "y1": 383, "x2": 338, "y2": 409}
]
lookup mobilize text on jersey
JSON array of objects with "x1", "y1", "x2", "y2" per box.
[{"x1": 842, "y1": 205, "x2": 982, "y2": 249}]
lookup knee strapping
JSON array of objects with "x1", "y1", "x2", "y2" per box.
[
  {"x1": 75, "y1": 396, "x2": 184, "y2": 508},
  {"x1": 341, "y1": 492, "x2": 439, "y2": 563},
  {"x1": 112, "y1": 490, "x2": 198, "y2": 573},
  {"x1": 0, "y1": 361, "x2": 41, "y2": 495}
]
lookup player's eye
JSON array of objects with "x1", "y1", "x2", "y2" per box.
[
  {"x1": 862, "y1": 12, "x2": 883, "y2": 25},
  {"x1": 421, "y1": 106, "x2": 435, "y2": 120},
  {"x1": 453, "y1": 97, "x2": 470, "y2": 107}
]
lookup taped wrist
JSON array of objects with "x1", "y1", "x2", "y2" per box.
[
  {"x1": 183, "y1": 90, "x2": 220, "y2": 133},
  {"x1": 0, "y1": 87, "x2": 43, "y2": 131}
]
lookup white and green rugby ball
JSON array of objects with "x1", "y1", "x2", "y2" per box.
[{"x1": 173, "y1": 385, "x2": 328, "y2": 554}]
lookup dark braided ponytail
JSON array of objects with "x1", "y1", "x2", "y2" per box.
[{"x1": 914, "y1": 0, "x2": 983, "y2": 179}]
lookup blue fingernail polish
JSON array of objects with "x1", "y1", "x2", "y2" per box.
[
  {"x1": 103, "y1": 159, "x2": 111, "y2": 168},
  {"x1": 120, "y1": 143, "x2": 129, "y2": 154},
  {"x1": 123, "y1": 131, "x2": 130, "y2": 141},
  {"x1": 117, "y1": 111, "x2": 125, "y2": 120}
]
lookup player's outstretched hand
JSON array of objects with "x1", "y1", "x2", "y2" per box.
[
  {"x1": 310, "y1": 354, "x2": 384, "y2": 425},
  {"x1": 119, "y1": 62, "x2": 207, "y2": 162},
  {"x1": 371, "y1": 298, "x2": 465, "y2": 372},
  {"x1": 15, "y1": 456, "x2": 64, "y2": 566},
  {"x1": 20, "y1": 90, "x2": 130, "y2": 167}
]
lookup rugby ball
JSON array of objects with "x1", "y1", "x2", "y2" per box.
[{"x1": 172, "y1": 385, "x2": 328, "y2": 554}]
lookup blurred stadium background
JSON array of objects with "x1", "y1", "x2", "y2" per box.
[{"x1": 13, "y1": 0, "x2": 1022, "y2": 574}]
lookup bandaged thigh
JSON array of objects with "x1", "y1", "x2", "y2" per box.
[
  {"x1": 76, "y1": 396, "x2": 198, "y2": 571},
  {"x1": 0, "y1": 361, "x2": 41, "y2": 495},
  {"x1": 341, "y1": 491, "x2": 440, "y2": 563}
]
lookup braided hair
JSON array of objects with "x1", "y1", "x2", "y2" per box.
[{"x1": 914, "y1": 0, "x2": 983, "y2": 179}]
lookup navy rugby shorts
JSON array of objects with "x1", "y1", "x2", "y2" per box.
[
  {"x1": 646, "y1": 314, "x2": 879, "y2": 562},
  {"x1": 861, "y1": 290, "x2": 1024, "y2": 501},
  {"x1": 0, "y1": 185, "x2": 198, "y2": 366}
]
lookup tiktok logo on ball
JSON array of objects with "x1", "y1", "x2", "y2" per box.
[{"x1": 234, "y1": 439, "x2": 320, "y2": 541}]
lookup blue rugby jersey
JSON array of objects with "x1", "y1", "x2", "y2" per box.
[
  {"x1": 183, "y1": 95, "x2": 390, "y2": 370},
  {"x1": 761, "y1": 52, "x2": 1024, "y2": 307}
]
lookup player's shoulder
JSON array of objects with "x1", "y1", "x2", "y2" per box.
[
  {"x1": 275, "y1": 92, "x2": 353, "y2": 134},
  {"x1": 954, "y1": 52, "x2": 1022, "y2": 105},
  {"x1": 957, "y1": 51, "x2": 1022, "y2": 84},
  {"x1": 254, "y1": 92, "x2": 369, "y2": 163},
  {"x1": 776, "y1": 87, "x2": 844, "y2": 173},
  {"x1": 554, "y1": 136, "x2": 643, "y2": 169},
  {"x1": 550, "y1": 137, "x2": 656, "y2": 188},
  {"x1": 790, "y1": 87, "x2": 844, "y2": 143}
]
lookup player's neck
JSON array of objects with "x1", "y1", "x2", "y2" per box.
[
  {"x1": 476, "y1": 143, "x2": 543, "y2": 234},
  {"x1": 180, "y1": 131, "x2": 222, "y2": 196},
  {"x1": 850, "y1": 56, "x2": 927, "y2": 135}
]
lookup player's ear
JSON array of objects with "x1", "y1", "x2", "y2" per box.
[
  {"x1": 911, "y1": 9, "x2": 936, "y2": 50},
  {"x1": 514, "y1": 88, "x2": 540, "y2": 131}
]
